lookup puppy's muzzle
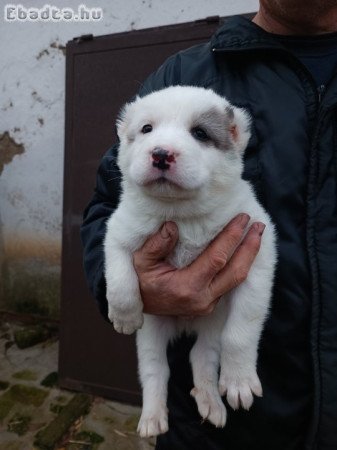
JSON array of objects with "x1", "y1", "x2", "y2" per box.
[{"x1": 152, "y1": 147, "x2": 175, "y2": 171}]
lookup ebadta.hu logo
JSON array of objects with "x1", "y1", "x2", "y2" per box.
[{"x1": 4, "y1": 4, "x2": 103, "y2": 22}]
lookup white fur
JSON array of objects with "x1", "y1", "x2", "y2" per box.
[{"x1": 104, "y1": 86, "x2": 277, "y2": 437}]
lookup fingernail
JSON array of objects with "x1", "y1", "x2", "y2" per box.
[
  {"x1": 236, "y1": 213, "x2": 250, "y2": 227},
  {"x1": 253, "y1": 222, "x2": 266, "y2": 236}
]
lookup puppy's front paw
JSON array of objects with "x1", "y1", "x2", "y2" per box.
[
  {"x1": 137, "y1": 407, "x2": 168, "y2": 438},
  {"x1": 191, "y1": 386, "x2": 227, "y2": 428},
  {"x1": 218, "y1": 368, "x2": 262, "y2": 411},
  {"x1": 108, "y1": 304, "x2": 143, "y2": 335}
]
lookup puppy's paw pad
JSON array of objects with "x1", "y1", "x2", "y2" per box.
[
  {"x1": 191, "y1": 386, "x2": 227, "y2": 428},
  {"x1": 137, "y1": 410, "x2": 168, "y2": 437},
  {"x1": 219, "y1": 372, "x2": 262, "y2": 411}
]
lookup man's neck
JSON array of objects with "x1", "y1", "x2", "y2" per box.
[{"x1": 253, "y1": 5, "x2": 337, "y2": 35}]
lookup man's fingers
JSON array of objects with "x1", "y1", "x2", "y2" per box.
[
  {"x1": 133, "y1": 221, "x2": 179, "y2": 271},
  {"x1": 209, "y1": 222, "x2": 265, "y2": 299},
  {"x1": 185, "y1": 213, "x2": 250, "y2": 286}
]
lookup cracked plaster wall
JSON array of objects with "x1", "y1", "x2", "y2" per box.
[{"x1": 0, "y1": 0, "x2": 258, "y2": 317}]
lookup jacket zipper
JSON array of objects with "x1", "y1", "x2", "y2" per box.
[{"x1": 317, "y1": 84, "x2": 326, "y2": 104}]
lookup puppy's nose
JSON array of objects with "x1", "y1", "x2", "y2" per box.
[{"x1": 151, "y1": 147, "x2": 175, "y2": 171}]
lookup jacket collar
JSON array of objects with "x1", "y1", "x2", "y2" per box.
[
  {"x1": 211, "y1": 16, "x2": 337, "y2": 108},
  {"x1": 211, "y1": 16, "x2": 285, "y2": 51}
]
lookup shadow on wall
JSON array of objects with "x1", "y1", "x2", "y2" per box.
[{"x1": 0, "y1": 132, "x2": 60, "y2": 319}]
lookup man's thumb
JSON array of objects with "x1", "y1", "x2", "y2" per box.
[{"x1": 134, "y1": 222, "x2": 178, "y2": 268}]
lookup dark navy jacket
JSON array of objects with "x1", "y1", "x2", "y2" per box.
[{"x1": 81, "y1": 16, "x2": 337, "y2": 450}]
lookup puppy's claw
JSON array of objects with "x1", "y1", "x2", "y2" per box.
[{"x1": 113, "y1": 322, "x2": 140, "y2": 335}]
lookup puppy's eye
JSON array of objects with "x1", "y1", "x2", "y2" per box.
[
  {"x1": 141, "y1": 124, "x2": 153, "y2": 134},
  {"x1": 191, "y1": 127, "x2": 209, "y2": 142}
]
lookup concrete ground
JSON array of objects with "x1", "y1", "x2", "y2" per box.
[{"x1": 0, "y1": 317, "x2": 155, "y2": 450}]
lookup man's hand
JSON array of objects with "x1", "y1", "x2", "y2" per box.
[{"x1": 133, "y1": 214, "x2": 265, "y2": 317}]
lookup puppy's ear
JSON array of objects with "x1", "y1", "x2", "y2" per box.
[
  {"x1": 116, "y1": 104, "x2": 129, "y2": 139},
  {"x1": 226, "y1": 105, "x2": 251, "y2": 153},
  {"x1": 116, "y1": 97, "x2": 138, "y2": 139}
]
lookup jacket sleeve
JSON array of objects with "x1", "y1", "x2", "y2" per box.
[{"x1": 80, "y1": 54, "x2": 182, "y2": 322}]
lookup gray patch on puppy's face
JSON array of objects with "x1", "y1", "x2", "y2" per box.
[{"x1": 190, "y1": 107, "x2": 231, "y2": 150}]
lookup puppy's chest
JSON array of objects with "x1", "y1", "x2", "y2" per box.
[{"x1": 168, "y1": 221, "x2": 221, "y2": 269}]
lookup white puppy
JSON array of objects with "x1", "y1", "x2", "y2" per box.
[{"x1": 104, "y1": 86, "x2": 277, "y2": 438}]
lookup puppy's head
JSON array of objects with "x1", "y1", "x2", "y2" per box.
[{"x1": 116, "y1": 86, "x2": 250, "y2": 200}]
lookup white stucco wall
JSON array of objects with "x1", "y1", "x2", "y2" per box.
[{"x1": 0, "y1": 0, "x2": 258, "y2": 315}]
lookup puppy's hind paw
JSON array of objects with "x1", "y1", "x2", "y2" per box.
[
  {"x1": 191, "y1": 386, "x2": 227, "y2": 428},
  {"x1": 137, "y1": 409, "x2": 168, "y2": 438},
  {"x1": 219, "y1": 372, "x2": 262, "y2": 411}
]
